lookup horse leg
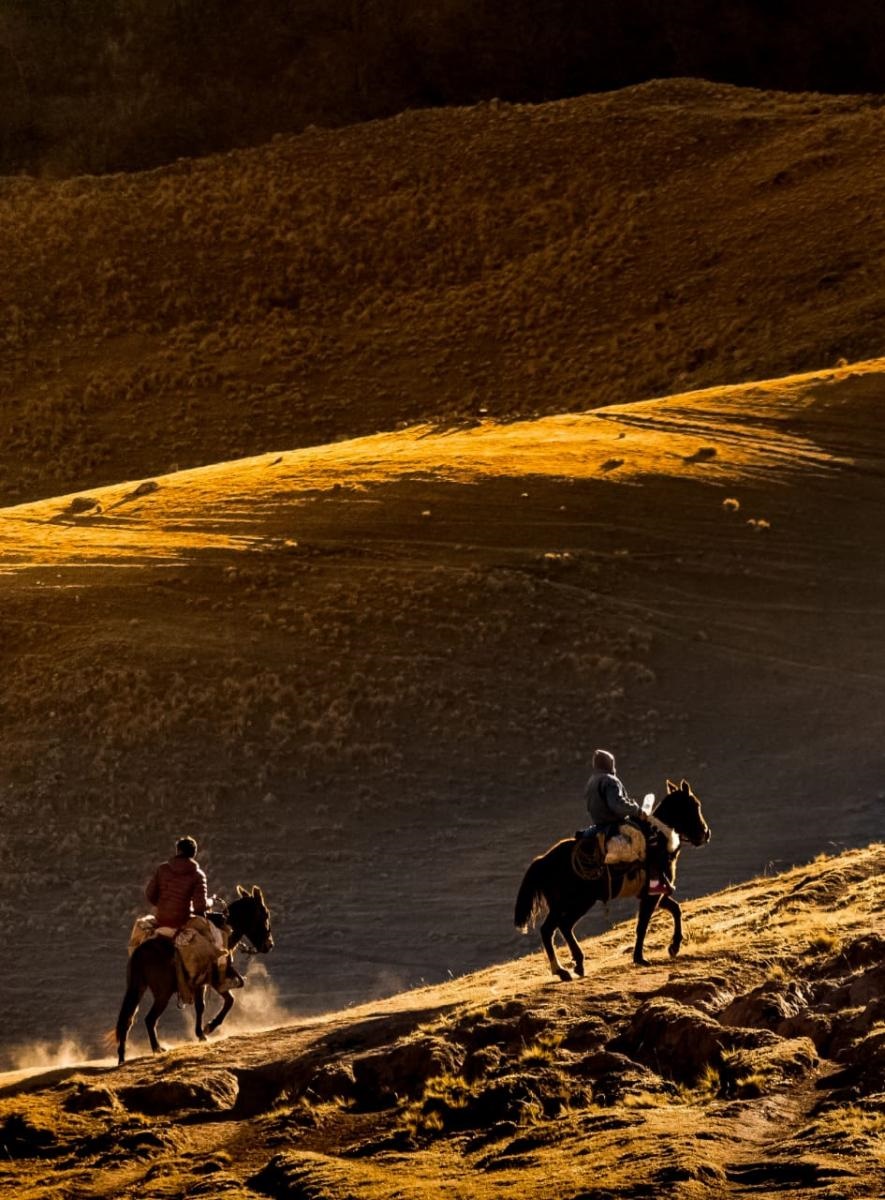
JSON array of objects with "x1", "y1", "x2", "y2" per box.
[
  {"x1": 559, "y1": 913, "x2": 587, "y2": 978},
  {"x1": 195, "y1": 986, "x2": 206, "y2": 1041},
  {"x1": 206, "y1": 992, "x2": 235, "y2": 1034},
  {"x1": 633, "y1": 895, "x2": 661, "y2": 966},
  {"x1": 660, "y1": 894, "x2": 683, "y2": 957},
  {"x1": 145, "y1": 988, "x2": 173, "y2": 1054},
  {"x1": 540, "y1": 912, "x2": 572, "y2": 981},
  {"x1": 115, "y1": 978, "x2": 146, "y2": 1066}
]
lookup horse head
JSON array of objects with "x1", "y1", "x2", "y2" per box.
[
  {"x1": 658, "y1": 778, "x2": 711, "y2": 847},
  {"x1": 231, "y1": 884, "x2": 274, "y2": 953}
]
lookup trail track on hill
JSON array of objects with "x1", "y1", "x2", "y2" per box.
[{"x1": 0, "y1": 846, "x2": 882, "y2": 1199}]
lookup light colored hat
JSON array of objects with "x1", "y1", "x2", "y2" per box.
[{"x1": 592, "y1": 748, "x2": 615, "y2": 773}]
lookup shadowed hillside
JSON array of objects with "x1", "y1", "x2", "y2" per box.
[
  {"x1": 0, "y1": 845, "x2": 882, "y2": 1199},
  {"x1": 0, "y1": 359, "x2": 882, "y2": 1056},
  {"x1": 2, "y1": 81, "x2": 885, "y2": 506}
]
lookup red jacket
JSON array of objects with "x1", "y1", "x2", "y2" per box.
[{"x1": 145, "y1": 856, "x2": 208, "y2": 928}]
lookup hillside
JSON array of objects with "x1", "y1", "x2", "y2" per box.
[
  {"x1": 2, "y1": 81, "x2": 885, "y2": 505},
  {"x1": 0, "y1": 357, "x2": 882, "y2": 1057},
  {"x1": 3, "y1": 1, "x2": 885, "y2": 177},
  {"x1": 1, "y1": 845, "x2": 882, "y2": 1199}
]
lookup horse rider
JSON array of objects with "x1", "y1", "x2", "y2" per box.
[
  {"x1": 579, "y1": 748, "x2": 673, "y2": 896},
  {"x1": 145, "y1": 836, "x2": 243, "y2": 994}
]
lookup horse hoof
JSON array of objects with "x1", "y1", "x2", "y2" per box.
[
  {"x1": 668, "y1": 943, "x2": 681, "y2": 958},
  {"x1": 555, "y1": 968, "x2": 573, "y2": 982},
  {"x1": 572, "y1": 963, "x2": 585, "y2": 978},
  {"x1": 633, "y1": 957, "x2": 651, "y2": 968},
  {"x1": 151, "y1": 1043, "x2": 167, "y2": 1054},
  {"x1": 197, "y1": 1031, "x2": 207, "y2": 1042}
]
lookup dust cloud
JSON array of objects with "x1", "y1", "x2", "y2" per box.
[{"x1": 216, "y1": 961, "x2": 292, "y2": 1037}]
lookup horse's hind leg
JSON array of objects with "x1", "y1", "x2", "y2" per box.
[
  {"x1": 145, "y1": 989, "x2": 173, "y2": 1054},
  {"x1": 540, "y1": 913, "x2": 572, "y2": 981},
  {"x1": 660, "y1": 894, "x2": 683, "y2": 957},
  {"x1": 115, "y1": 980, "x2": 146, "y2": 1066}
]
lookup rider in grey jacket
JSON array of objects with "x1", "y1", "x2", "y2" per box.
[
  {"x1": 584, "y1": 748, "x2": 644, "y2": 825},
  {"x1": 578, "y1": 748, "x2": 673, "y2": 895}
]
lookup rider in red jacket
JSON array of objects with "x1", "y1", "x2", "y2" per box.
[{"x1": 145, "y1": 836, "x2": 208, "y2": 928}]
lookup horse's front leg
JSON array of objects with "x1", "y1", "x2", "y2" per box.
[
  {"x1": 195, "y1": 986, "x2": 207, "y2": 1041},
  {"x1": 205, "y1": 992, "x2": 235, "y2": 1034},
  {"x1": 560, "y1": 914, "x2": 586, "y2": 978},
  {"x1": 659, "y1": 894, "x2": 683, "y2": 957},
  {"x1": 633, "y1": 895, "x2": 662, "y2": 966},
  {"x1": 540, "y1": 913, "x2": 572, "y2": 981}
]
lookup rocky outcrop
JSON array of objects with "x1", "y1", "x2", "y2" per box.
[
  {"x1": 613, "y1": 998, "x2": 776, "y2": 1083},
  {"x1": 118, "y1": 1069, "x2": 239, "y2": 1115},
  {"x1": 351, "y1": 1036, "x2": 461, "y2": 1107}
]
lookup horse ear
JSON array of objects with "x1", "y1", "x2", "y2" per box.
[
  {"x1": 680, "y1": 779, "x2": 690, "y2": 793},
  {"x1": 666, "y1": 779, "x2": 678, "y2": 793},
  {"x1": 237, "y1": 884, "x2": 248, "y2": 898},
  {"x1": 252, "y1": 885, "x2": 264, "y2": 904}
]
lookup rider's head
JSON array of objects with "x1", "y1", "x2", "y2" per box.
[
  {"x1": 592, "y1": 748, "x2": 615, "y2": 773},
  {"x1": 175, "y1": 836, "x2": 198, "y2": 859}
]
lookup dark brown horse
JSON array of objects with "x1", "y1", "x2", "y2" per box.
[
  {"x1": 115, "y1": 885, "x2": 273, "y2": 1064},
  {"x1": 514, "y1": 780, "x2": 711, "y2": 978}
]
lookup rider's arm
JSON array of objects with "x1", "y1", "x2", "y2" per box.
[
  {"x1": 603, "y1": 777, "x2": 643, "y2": 820},
  {"x1": 191, "y1": 868, "x2": 208, "y2": 916},
  {"x1": 145, "y1": 870, "x2": 160, "y2": 907}
]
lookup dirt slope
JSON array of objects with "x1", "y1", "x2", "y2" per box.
[
  {"x1": 2, "y1": 80, "x2": 885, "y2": 504},
  {"x1": 0, "y1": 358, "x2": 882, "y2": 1058},
  {"x1": 0, "y1": 845, "x2": 882, "y2": 1200}
]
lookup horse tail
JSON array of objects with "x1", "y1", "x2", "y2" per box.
[
  {"x1": 115, "y1": 951, "x2": 144, "y2": 1058},
  {"x1": 514, "y1": 857, "x2": 548, "y2": 932}
]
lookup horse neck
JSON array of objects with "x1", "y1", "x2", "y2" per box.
[
  {"x1": 226, "y1": 899, "x2": 249, "y2": 949},
  {"x1": 653, "y1": 794, "x2": 681, "y2": 832}
]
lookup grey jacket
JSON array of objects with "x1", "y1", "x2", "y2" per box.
[{"x1": 585, "y1": 770, "x2": 643, "y2": 824}]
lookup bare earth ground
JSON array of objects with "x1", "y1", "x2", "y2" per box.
[
  {"x1": 0, "y1": 359, "x2": 882, "y2": 1058},
  {"x1": 0, "y1": 844, "x2": 882, "y2": 1200}
]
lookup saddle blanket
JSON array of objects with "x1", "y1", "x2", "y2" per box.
[{"x1": 603, "y1": 823, "x2": 646, "y2": 865}]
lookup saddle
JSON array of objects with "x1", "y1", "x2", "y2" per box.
[
  {"x1": 126, "y1": 913, "x2": 241, "y2": 1004},
  {"x1": 573, "y1": 822, "x2": 647, "y2": 879}
]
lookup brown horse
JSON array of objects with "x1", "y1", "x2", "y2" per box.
[
  {"x1": 115, "y1": 885, "x2": 273, "y2": 1064},
  {"x1": 514, "y1": 780, "x2": 711, "y2": 978}
]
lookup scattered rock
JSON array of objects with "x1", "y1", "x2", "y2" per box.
[
  {"x1": 131, "y1": 480, "x2": 159, "y2": 497},
  {"x1": 65, "y1": 495, "x2": 101, "y2": 515},
  {"x1": 682, "y1": 446, "x2": 717, "y2": 464}
]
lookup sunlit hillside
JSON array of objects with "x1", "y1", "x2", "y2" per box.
[
  {"x1": 2, "y1": 81, "x2": 885, "y2": 504},
  {"x1": 1, "y1": 845, "x2": 882, "y2": 1200}
]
